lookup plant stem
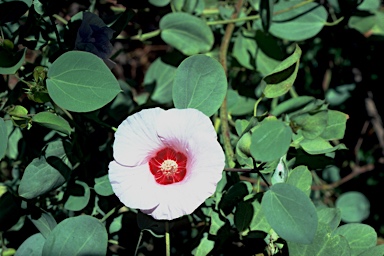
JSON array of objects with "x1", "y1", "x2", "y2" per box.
[
  {"x1": 165, "y1": 221, "x2": 171, "y2": 256},
  {"x1": 219, "y1": 0, "x2": 244, "y2": 168},
  {"x1": 100, "y1": 207, "x2": 116, "y2": 223},
  {"x1": 134, "y1": 231, "x2": 143, "y2": 256}
]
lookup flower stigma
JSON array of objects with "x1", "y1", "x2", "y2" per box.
[{"x1": 149, "y1": 147, "x2": 187, "y2": 185}]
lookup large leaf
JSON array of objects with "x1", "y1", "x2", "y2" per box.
[
  {"x1": 288, "y1": 223, "x2": 351, "y2": 255},
  {"x1": 269, "y1": 1, "x2": 328, "y2": 41},
  {"x1": 261, "y1": 183, "x2": 318, "y2": 244},
  {"x1": 250, "y1": 119, "x2": 292, "y2": 162},
  {"x1": 261, "y1": 44, "x2": 302, "y2": 98},
  {"x1": 172, "y1": 55, "x2": 227, "y2": 116},
  {"x1": 42, "y1": 215, "x2": 108, "y2": 256},
  {"x1": 333, "y1": 223, "x2": 377, "y2": 255},
  {"x1": 46, "y1": 51, "x2": 121, "y2": 112},
  {"x1": 0, "y1": 118, "x2": 7, "y2": 160},
  {"x1": 160, "y1": 12, "x2": 214, "y2": 55},
  {"x1": 15, "y1": 233, "x2": 45, "y2": 256}
]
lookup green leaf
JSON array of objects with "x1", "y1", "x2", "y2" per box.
[
  {"x1": 348, "y1": 15, "x2": 375, "y2": 34},
  {"x1": 64, "y1": 180, "x2": 91, "y2": 211},
  {"x1": 109, "y1": 8, "x2": 136, "y2": 39},
  {"x1": 335, "y1": 191, "x2": 370, "y2": 223},
  {"x1": 320, "y1": 110, "x2": 348, "y2": 140},
  {"x1": 0, "y1": 118, "x2": 7, "y2": 160},
  {"x1": 333, "y1": 223, "x2": 377, "y2": 255},
  {"x1": 15, "y1": 233, "x2": 45, "y2": 256},
  {"x1": 288, "y1": 223, "x2": 351, "y2": 256},
  {"x1": 359, "y1": 244, "x2": 384, "y2": 256},
  {"x1": 292, "y1": 110, "x2": 328, "y2": 139},
  {"x1": 271, "y1": 96, "x2": 315, "y2": 116},
  {"x1": 300, "y1": 137, "x2": 347, "y2": 155},
  {"x1": 193, "y1": 233, "x2": 214, "y2": 256},
  {"x1": 250, "y1": 119, "x2": 292, "y2": 162},
  {"x1": 42, "y1": 215, "x2": 108, "y2": 256},
  {"x1": 0, "y1": 48, "x2": 27, "y2": 75},
  {"x1": 209, "y1": 210, "x2": 226, "y2": 236},
  {"x1": 286, "y1": 165, "x2": 312, "y2": 196},
  {"x1": 46, "y1": 51, "x2": 121, "y2": 112},
  {"x1": 269, "y1": 1, "x2": 328, "y2": 41},
  {"x1": 18, "y1": 157, "x2": 68, "y2": 199},
  {"x1": 32, "y1": 112, "x2": 72, "y2": 135},
  {"x1": 219, "y1": 181, "x2": 253, "y2": 215},
  {"x1": 149, "y1": 0, "x2": 170, "y2": 7},
  {"x1": 172, "y1": 55, "x2": 227, "y2": 116},
  {"x1": 242, "y1": 200, "x2": 271, "y2": 235},
  {"x1": 234, "y1": 201, "x2": 253, "y2": 232},
  {"x1": 317, "y1": 207, "x2": 341, "y2": 231},
  {"x1": 160, "y1": 13, "x2": 214, "y2": 55},
  {"x1": 325, "y1": 83, "x2": 355, "y2": 106},
  {"x1": 233, "y1": 29, "x2": 257, "y2": 70},
  {"x1": 29, "y1": 211, "x2": 57, "y2": 238},
  {"x1": 94, "y1": 175, "x2": 114, "y2": 196},
  {"x1": 0, "y1": 1, "x2": 31, "y2": 25},
  {"x1": 227, "y1": 89, "x2": 256, "y2": 116},
  {"x1": 262, "y1": 44, "x2": 302, "y2": 98},
  {"x1": 261, "y1": 183, "x2": 318, "y2": 244},
  {"x1": 109, "y1": 214, "x2": 123, "y2": 234},
  {"x1": 144, "y1": 56, "x2": 177, "y2": 104}
]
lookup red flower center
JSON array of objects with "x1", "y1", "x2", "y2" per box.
[{"x1": 149, "y1": 147, "x2": 187, "y2": 185}]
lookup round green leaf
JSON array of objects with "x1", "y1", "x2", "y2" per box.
[
  {"x1": 317, "y1": 207, "x2": 341, "y2": 231},
  {"x1": 160, "y1": 12, "x2": 214, "y2": 55},
  {"x1": 94, "y1": 175, "x2": 114, "y2": 196},
  {"x1": 144, "y1": 56, "x2": 176, "y2": 104},
  {"x1": 250, "y1": 119, "x2": 292, "y2": 162},
  {"x1": 359, "y1": 245, "x2": 384, "y2": 256},
  {"x1": 333, "y1": 223, "x2": 377, "y2": 255},
  {"x1": 227, "y1": 89, "x2": 256, "y2": 116},
  {"x1": 46, "y1": 51, "x2": 121, "y2": 112},
  {"x1": 262, "y1": 183, "x2": 318, "y2": 244},
  {"x1": 172, "y1": 55, "x2": 227, "y2": 116},
  {"x1": 0, "y1": 118, "x2": 7, "y2": 160},
  {"x1": 320, "y1": 110, "x2": 348, "y2": 140},
  {"x1": 149, "y1": 0, "x2": 170, "y2": 7},
  {"x1": 286, "y1": 165, "x2": 312, "y2": 196},
  {"x1": 32, "y1": 112, "x2": 72, "y2": 135},
  {"x1": 292, "y1": 110, "x2": 328, "y2": 139},
  {"x1": 336, "y1": 191, "x2": 370, "y2": 223},
  {"x1": 269, "y1": 1, "x2": 328, "y2": 41},
  {"x1": 42, "y1": 215, "x2": 108, "y2": 256},
  {"x1": 64, "y1": 180, "x2": 91, "y2": 211},
  {"x1": 262, "y1": 44, "x2": 302, "y2": 98}
]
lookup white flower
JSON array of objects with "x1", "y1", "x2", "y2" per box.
[{"x1": 109, "y1": 108, "x2": 225, "y2": 220}]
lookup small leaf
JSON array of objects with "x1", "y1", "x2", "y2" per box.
[
  {"x1": 149, "y1": 0, "x2": 170, "y2": 7},
  {"x1": 219, "y1": 181, "x2": 253, "y2": 215},
  {"x1": 29, "y1": 211, "x2": 57, "y2": 238},
  {"x1": 261, "y1": 183, "x2": 318, "y2": 244},
  {"x1": 286, "y1": 165, "x2": 312, "y2": 196},
  {"x1": 94, "y1": 175, "x2": 114, "y2": 196},
  {"x1": 320, "y1": 110, "x2": 348, "y2": 140},
  {"x1": 335, "y1": 191, "x2": 370, "y2": 223},
  {"x1": 333, "y1": 223, "x2": 377, "y2": 255},
  {"x1": 0, "y1": 118, "x2": 7, "y2": 160},
  {"x1": 64, "y1": 180, "x2": 91, "y2": 211},
  {"x1": 109, "y1": 214, "x2": 123, "y2": 234},
  {"x1": 15, "y1": 233, "x2": 45, "y2": 256},
  {"x1": 245, "y1": 200, "x2": 271, "y2": 234},
  {"x1": 234, "y1": 201, "x2": 254, "y2": 232},
  {"x1": 109, "y1": 8, "x2": 136, "y2": 39},
  {"x1": 42, "y1": 215, "x2": 108, "y2": 256},
  {"x1": 0, "y1": 48, "x2": 27, "y2": 75},
  {"x1": 46, "y1": 51, "x2": 121, "y2": 112},
  {"x1": 227, "y1": 89, "x2": 256, "y2": 116},
  {"x1": 250, "y1": 119, "x2": 292, "y2": 162},
  {"x1": 32, "y1": 112, "x2": 72, "y2": 135},
  {"x1": 317, "y1": 207, "x2": 341, "y2": 231},
  {"x1": 300, "y1": 137, "x2": 347, "y2": 155},
  {"x1": 160, "y1": 12, "x2": 214, "y2": 55},
  {"x1": 172, "y1": 55, "x2": 227, "y2": 116},
  {"x1": 271, "y1": 96, "x2": 315, "y2": 116},
  {"x1": 292, "y1": 110, "x2": 328, "y2": 139},
  {"x1": 261, "y1": 44, "x2": 302, "y2": 98},
  {"x1": 193, "y1": 233, "x2": 214, "y2": 256}
]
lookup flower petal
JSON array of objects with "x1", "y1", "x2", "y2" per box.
[
  {"x1": 155, "y1": 108, "x2": 217, "y2": 153},
  {"x1": 113, "y1": 108, "x2": 165, "y2": 166},
  {"x1": 109, "y1": 161, "x2": 160, "y2": 210}
]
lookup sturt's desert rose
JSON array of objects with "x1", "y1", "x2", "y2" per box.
[{"x1": 109, "y1": 108, "x2": 225, "y2": 220}]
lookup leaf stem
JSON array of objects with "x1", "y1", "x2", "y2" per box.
[
  {"x1": 253, "y1": 95, "x2": 264, "y2": 116},
  {"x1": 100, "y1": 207, "x2": 116, "y2": 223},
  {"x1": 134, "y1": 231, "x2": 144, "y2": 256},
  {"x1": 131, "y1": 29, "x2": 161, "y2": 41}
]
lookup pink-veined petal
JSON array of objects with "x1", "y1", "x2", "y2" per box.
[
  {"x1": 109, "y1": 161, "x2": 160, "y2": 210},
  {"x1": 113, "y1": 108, "x2": 165, "y2": 166}
]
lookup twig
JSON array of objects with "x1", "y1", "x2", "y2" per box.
[
  {"x1": 219, "y1": 0, "x2": 244, "y2": 167},
  {"x1": 365, "y1": 91, "x2": 384, "y2": 155}
]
